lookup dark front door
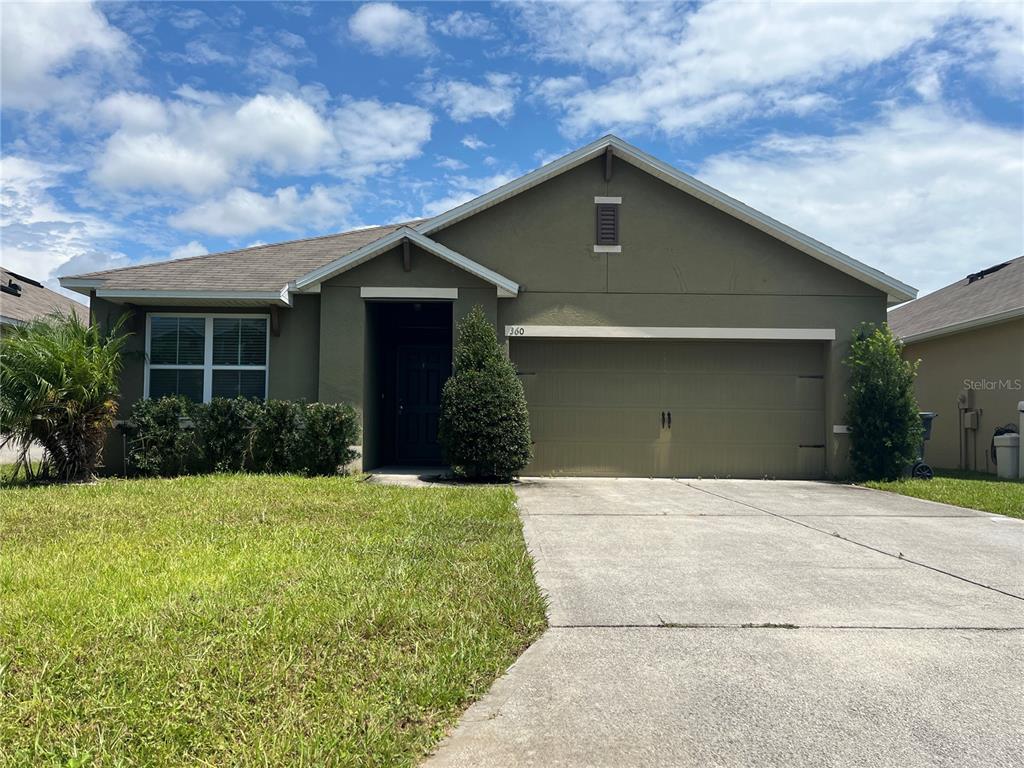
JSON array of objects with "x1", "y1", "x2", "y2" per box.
[{"x1": 395, "y1": 344, "x2": 450, "y2": 464}]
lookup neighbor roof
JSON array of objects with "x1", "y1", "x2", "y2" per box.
[
  {"x1": 888, "y1": 255, "x2": 1024, "y2": 343},
  {"x1": 61, "y1": 135, "x2": 917, "y2": 305},
  {"x1": 1, "y1": 268, "x2": 89, "y2": 326}
]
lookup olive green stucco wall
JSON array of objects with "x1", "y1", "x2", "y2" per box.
[{"x1": 903, "y1": 318, "x2": 1024, "y2": 473}]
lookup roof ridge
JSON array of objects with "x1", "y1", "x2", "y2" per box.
[{"x1": 64, "y1": 219, "x2": 427, "y2": 280}]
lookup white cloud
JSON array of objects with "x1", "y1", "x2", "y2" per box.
[
  {"x1": 348, "y1": 3, "x2": 434, "y2": 56},
  {"x1": 169, "y1": 185, "x2": 354, "y2": 237},
  {"x1": 166, "y1": 38, "x2": 236, "y2": 67},
  {"x1": 422, "y1": 73, "x2": 518, "y2": 123},
  {"x1": 433, "y1": 10, "x2": 495, "y2": 39},
  {"x1": 94, "y1": 92, "x2": 169, "y2": 133},
  {"x1": 422, "y1": 172, "x2": 518, "y2": 217},
  {"x1": 698, "y1": 106, "x2": 1024, "y2": 296},
  {"x1": 0, "y1": 156, "x2": 122, "y2": 285},
  {"x1": 461, "y1": 135, "x2": 490, "y2": 150},
  {"x1": 93, "y1": 132, "x2": 231, "y2": 195},
  {"x1": 435, "y1": 156, "x2": 468, "y2": 171},
  {"x1": 331, "y1": 99, "x2": 434, "y2": 176},
  {"x1": 0, "y1": 0, "x2": 132, "y2": 111},
  {"x1": 169, "y1": 241, "x2": 208, "y2": 259},
  {"x1": 168, "y1": 8, "x2": 210, "y2": 30},
  {"x1": 516, "y1": 1, "x2": 1021, "y2": 137},
  {"x1": 92, "y1": 93, "x2": 432, "y2": 195}
]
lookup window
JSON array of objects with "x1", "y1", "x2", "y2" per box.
[
  {"x1": 146, "y1": 314, "x2": 268, "y2": 402},
  {"x1": 595, "y1": 203, "x2": 619, "y2": 245}
]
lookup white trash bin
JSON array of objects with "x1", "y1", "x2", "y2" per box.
[{"x1": 994, "y1": 433, "x2": 1020, "y2": 480}]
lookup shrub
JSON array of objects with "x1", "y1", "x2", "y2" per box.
[
  {"x1": 249, "y1": 399, "x2": 306, "y2": 473},
  {"x1": 0, "y1": 311, "x2": 129, "y2": 483},
  {"x1": 439, "y1": 306, "x2": 532, "y2": 481},
  {"x1": 295, "y1": 402, "x2": 360, "y2": 475},
  {"x1": 126, "y1": 397, "x2": 359, "y2": 477},
  {"x1": 191, "y1": 397, "x2": 262, "y2": 472},
  {"x1": 127, "y1": 396, "x2": 198, "y2": 476},
  {"x1": 845, "y1": 323, "x2": 923, "y2": 481}
]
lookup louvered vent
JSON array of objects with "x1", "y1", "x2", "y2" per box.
[{"x1": 595, "y1": 203, "x2": 619, "y2": 245}]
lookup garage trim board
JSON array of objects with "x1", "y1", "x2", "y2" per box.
[{"x1": 505, "y1": 325, "x2": 837, "y2": 341}]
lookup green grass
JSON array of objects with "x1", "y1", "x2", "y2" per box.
[
  {"x1": 0, "y1": 474, "x2": 547, "y2": 767},
  {"x1": 863, "y1": 469, "x2": 1024, "y2": 519}
]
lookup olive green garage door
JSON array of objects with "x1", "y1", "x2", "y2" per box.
[{"x1": 511, "y1": 339, "x2": 826, "y2": 478}]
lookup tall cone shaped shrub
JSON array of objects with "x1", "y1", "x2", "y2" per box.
[
  {"x1": 844, "y1": 322, "x2": 923, "y2": 481},
  {"x1": 439, "y1": 306, "x2": 532, "y2": 481}
]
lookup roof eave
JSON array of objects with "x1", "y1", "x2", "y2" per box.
[
  {"x1": 57, "y1": 282, "x2": 294, "y2": 308},
  {"x1": 895, "y1": 305, "x2": 1024, "y2": 344},
  {"x1": 294, "y1": 227, "x2": 520, "y2": 298}
]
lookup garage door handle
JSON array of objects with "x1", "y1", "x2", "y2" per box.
[{"x1": 661, "y1": 411, "x2": 665, "y2": 429}]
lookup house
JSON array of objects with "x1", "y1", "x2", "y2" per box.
[
  {"x1": 889, "y1": 256, "x2": 1023, "y2": 474},
  {"x1": 60, "y1": 135, "x2": 916, "y2": 479},
  {"x1": 1, "y1": 268, "x2": 89, "y2": 332}
]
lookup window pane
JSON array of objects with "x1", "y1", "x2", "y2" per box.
[
  {"x1": 177, "y1": 318, "x2": 205, "y2": 365},
  {"x1": 212, "y1": 369, "x2": 266, "y2": 400},
  {"x1": 211, "y1": 369, "x2": 238, "y2": 399},
  {"x1": 212, "y1": 318, "x2": 240, "y2": 366},
  {"x1": 150, "y1": 317, "x2": 178, "y2": 365},
  {"x1": 239, "y1": 369, "x2": 266, "y2": 399},
  {"x1": 239, "y1": 319, "x2": 266, "y2": 365},
  {"x1": 149, "y1": 368, "x2": 204, "y2": 402}
]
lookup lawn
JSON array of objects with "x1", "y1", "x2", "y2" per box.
[
  {"x1": 863, "y1": 469, "x2": 1024, "y2": 519},
  {"x1": 0, "y1": 474, "x2": 547, "y2": 767}
]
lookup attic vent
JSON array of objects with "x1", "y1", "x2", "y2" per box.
[
  {"x1": 966, "y1": 261, "x2": 1010, "y2": 284},
  {"x1": 1, "y1": 280, "x2": 23, "y2": 297},
  {"x1": 595, "y1": 203, "x2": 619, "y2": 246}
]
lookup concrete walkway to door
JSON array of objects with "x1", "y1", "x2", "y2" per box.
[{"x1": 425, "y1": 478, "x2": 1024, "y2": 768}]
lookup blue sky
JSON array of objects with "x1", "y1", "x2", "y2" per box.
[{"x1": 1, "y1": 1, "x2": 1021, "y2": 301}]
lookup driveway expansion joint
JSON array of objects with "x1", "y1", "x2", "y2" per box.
[{"x1": 681, "y1": 480, "x2": 1024, "y2": 603}]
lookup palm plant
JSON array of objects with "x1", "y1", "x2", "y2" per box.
[{"x1": 0, "y1": 311, "x2": 130, "y2": 483}]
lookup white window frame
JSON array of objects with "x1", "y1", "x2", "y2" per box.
[{"x1": 144, "y1": 312, "x2": 270, "y2": 403}]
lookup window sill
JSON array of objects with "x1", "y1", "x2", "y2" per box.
[{"x1": 593, "y1": 245, "x2": 622, "y2": 253}]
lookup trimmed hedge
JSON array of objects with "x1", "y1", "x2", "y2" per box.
[{"x1": 127, "y1": 397, "x2": 359, "y2": 477}]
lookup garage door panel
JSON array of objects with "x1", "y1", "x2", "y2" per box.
[
  {"x1": 662, "y1": 374, "x2": 821, "y2": 411},
  {"x1": 513, "y1": 339, "x2": 826, "y2": 479},
  {"x1": 530, "y1": 441, "x2": 667, "y2": 478},
  {"x1": 527, "y1": 405, "x2": 663, "y2": 442},
  {"x1": 522, "y1": 371, "x2": 663, "y2": 408},
  {"x1": 667, "y1": 444, "x2": 825, "y2": 479},
  {"x1": 673, "y1": 409, "x2": 823, "y2": 446}
]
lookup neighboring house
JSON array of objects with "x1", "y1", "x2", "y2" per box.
[
  {"x1": 0, "y1": 269, "x2": 89, "y2": 465},
  {"x1": 0, "y1": 268, "x2": 89, "y2": 332},
  {"x1": 889, "y1": 256, "x2": 1024, "y2": 474},
  {"x1": 60, "y1": 135, "x2": 916, "y2": 479}
]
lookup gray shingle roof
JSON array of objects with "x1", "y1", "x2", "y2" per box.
[
  {"x1": 888, "y1": 256, "x2": 1024, "y2": 340},
  {"x1": 0, "y1": 269, "x2": 89, "y2": 326},
  {"x1": 64, "y1": 221, "x2": 423, "y2": 292}
]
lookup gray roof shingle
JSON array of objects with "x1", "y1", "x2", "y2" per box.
[
  {"x1": 888, "y1": 256, "x2": 1024, "y2": 340},
  {"x1": 64, "y1": 221, "x2": 423, "y2": 292},
  {"x1": 0, "y1": 269, "x2": 90, "y2": 326}
]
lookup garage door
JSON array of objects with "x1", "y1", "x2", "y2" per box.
[{"x1": 512, "y1": 339, "x2": 826, "y2": 478}]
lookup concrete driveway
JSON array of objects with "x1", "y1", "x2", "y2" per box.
[{"x1": 426, "y1": 479, "x2": 1024, "y2": 768}]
